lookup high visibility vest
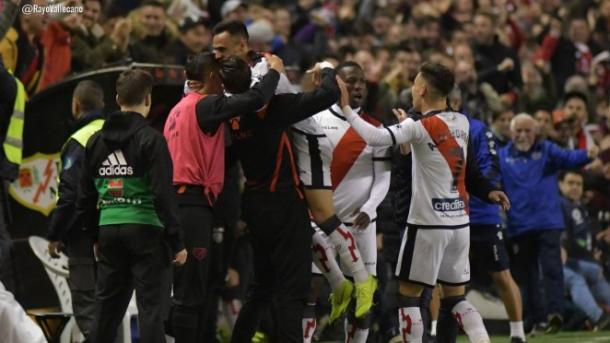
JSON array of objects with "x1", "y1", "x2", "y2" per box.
[
  {"x1": 3, "y1": 75, "x2": 25, "y2": 165},
  {"x1": 56, "y1": 119, "x2": 104, "y2": 199},
  {"x1": 69, "y1": 119, "x2": 104, "y2": 148}
]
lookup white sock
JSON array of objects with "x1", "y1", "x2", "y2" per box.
[
  {"x1": 452, "y1": 300, "x2": 489, "y2": 343},
  {"x1": 302, "y1": 317, "x2": 316, "y2": 343},
  {"x1": 398, "y1": 307, "x2": 423, "y2": 343},
  {"x1": 344, "y1": 320, "x2": 370, "y2": 343},
  {"x1": 510, "y1": 321, "x2": 525, "y2": 339},
  {"x1": 431, "y1": 320, "x2": 437, "y2": 336},
  {"x1": 222, "y1": 299, "x2": 241, "y2": 329},
  {"x1": 312, "y1": 230, "x2": 345, "y2": 290},
  {"x1": 328, "y1": 225, "x2": 369, "y2": 283}
]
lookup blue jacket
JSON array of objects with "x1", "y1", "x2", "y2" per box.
[
  {"x1": 499, "y1": 140, "x2": 590, "y2": 237},
  {"x1": 467, "y1": 116, "x2": 502, "y2": 225}
]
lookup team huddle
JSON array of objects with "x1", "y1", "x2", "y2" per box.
[{"x1": 50, "y1": 20, "x2": 522, "y2": 343}]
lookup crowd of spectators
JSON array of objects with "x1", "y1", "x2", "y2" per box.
[{"x1": 2, "y1": 0, "x2": 610, "y2": 340}]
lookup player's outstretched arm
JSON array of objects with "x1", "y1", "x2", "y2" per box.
[
  {"x1": 196, "y1": 68, "x2": 281, "y2": 134},
  {"x1": 342, "y1": 105, "x2": 420, "y2": 146},
  {"x1": 264, "y1": 63, "x2": 339, "y2": 127},
  {"x1": 337, "y1": 76, "x2": 420, "y2": 146}
]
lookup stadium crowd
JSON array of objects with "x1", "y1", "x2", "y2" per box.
[{"x1": 1, "y1": 0, "x2": 610, "y2": 342}]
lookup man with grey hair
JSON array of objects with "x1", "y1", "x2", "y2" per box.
[{"x1": 499, "y1": 113, "x2": 599, "y2": 334}]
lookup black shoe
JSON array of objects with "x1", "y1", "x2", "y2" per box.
[
  {"x1": 546, "y1": 313, "x2": 563, "y2": 334},
  {"x1": 510, "y1": 337, "x2": 526, "y2": 343},
  {"x1": 595, "y1": 312, "x2": 610, "y2": 331},
  {"x1": 527, "y1": 322, "x2": 547, "y2": 337}
]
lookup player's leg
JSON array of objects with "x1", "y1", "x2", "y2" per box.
[
  {"x1": 232, "y1": 194, "x2": 277, "y2": 342},
  {"x1": 438, "y1": 227, "x2": 489, "y2": 343},
  {"x1": 472, "y1": 225, "x2": 525, "y2": 341},
  {"x1": 436, "y1": 289, "x2": 459, "y2": 343},
  {"x1": 490, "y1": 270, "x2": 524, "y2": 340},
  {"x1": 345, "y1": 307, "x2": 373, "y2": 343},
  {"x1": 395, "y1": 226, "x2": 448, "y2": 342},
  {"x1": 91, "y1": 225, "x2": 137, "y2": 343},
  {"x1": 311, "y1": 227, "x2": 354, "y2": 323},
  {"x1": 537, "y1": 230, "x2": 564, "y2": 333},
  {"x1": 430, "y1": 286, "x2": 441, "y2": 338},
  {"x1": 306, "y1": 188, "x2": 377, "y2": 321},
  {"x1": 343, "y1": 220, "x2": 378, "y2": 340},
  {"x1": 508, "y1": 233, "x2": 543, "y2": 332},
  {"x1": 171, "y1": 203, "x2": 214, "y2": 343},
  {"x1": 305, "y1": 188, "x2": 371, "y2": 285},
  {"x1": 303, "y1": 274, "x2": 324, "y2": 343},
  {"x1": 312, "y1": 226, "x2": 346, "y2": 290},
  {"x1": 419, "y1": 287, "x2": 433, "y2": 341},
  {"x1": 397, "y1": 281, "x2": 426, "y2": 343},
  {"x1": 130, "y1": 226, "x2": 171, "y2": 343},
  {"x1": 270, "y1": 195, "x2": 312, "y2": 343},
  {"x1": 65, "y1": 227, "x2": 96, "y2": 339}
]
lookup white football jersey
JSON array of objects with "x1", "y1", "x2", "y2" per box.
[
  {"x1": 346, "y1": 109, "x2": 471, "y2": 228},
  {"x1": 314, "y1": 104, "x2": 391, "y2": 222}
]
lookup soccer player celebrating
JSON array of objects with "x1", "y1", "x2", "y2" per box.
[
  {"x1": 198, "y1": 56, "x2": 339, "y2": 342},
  {"x1": 212, "y1": 20, "x2": 377, "y2": 329},
  {"x1": 304, "y1": 61, "x2": 391, "y2": 342},
  {"x1": 339, "y1": 62, "x2": 510, "y2": 343}
]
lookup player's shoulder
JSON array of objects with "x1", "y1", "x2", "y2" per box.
[
  {"x1": 316, "y1": 106, "x2": 344, "y2": 121},
  {"x1": 361, "y1": 112, "x2": 383, "y2": 127}
]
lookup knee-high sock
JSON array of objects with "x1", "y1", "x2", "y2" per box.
[
  {"x1": 398, "y1": 296, "x2": 424, "y2": 343},
  {"x1": 312, "y1": 229, "x2": 345, "y2": 290},
  {"x1": 419, "y1": 288, "x2": 432, "y2": 341},
  {"x1": 344, "y1": 315, "x2": 370, "y2": 343},
  {"x1": 437, "y1": 298, "x2": 459, "y2": 343},
  {"x1": 222, "y1": 298, "x2": 241, "y2": 330},
  {"x1": 303, "y1": 302, "x2": 317, "y2": 343},
  {"x1": 319, "y1": 216, "x2": 369, "y2": 283},
  {"x1": 444, "y1": 296, "x2": 489, "y2": 343}
]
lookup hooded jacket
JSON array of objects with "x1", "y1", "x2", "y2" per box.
[{"x1": 77, "y1": 111, "x2": 183, "y2": 253}]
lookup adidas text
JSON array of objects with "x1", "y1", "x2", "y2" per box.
[{"x1": 99, "y1": 165, "x2": 134, "y2": 176}]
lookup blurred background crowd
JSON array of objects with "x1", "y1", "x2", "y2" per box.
[{"x1": 2, "y1": 0, "x2": 610, "y2": 341}]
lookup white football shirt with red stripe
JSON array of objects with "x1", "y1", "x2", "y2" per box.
[
  {"x1": 313, "y1": 104, "x2": 392, "y2": 223},
  {"x1": 344, "y1": 107, "x2": 471, "y2": 228}
]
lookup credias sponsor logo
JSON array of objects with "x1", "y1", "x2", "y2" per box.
[{"x1": 432, "y1": 197, "x2": 466, "y2": 212}]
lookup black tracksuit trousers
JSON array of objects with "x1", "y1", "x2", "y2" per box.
[
  {"x1": 171, "y1": 200, "x2": 215, "y2": 343},
  {"x1": 231, "y1": 190, "x2": 312, "y2": 343},
  {"x1": 91, "y1": 224, "x2": 172, "y2": 343},
  {"x1": 65, "y1": 228, "x2": 96, "y2": 339}
]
